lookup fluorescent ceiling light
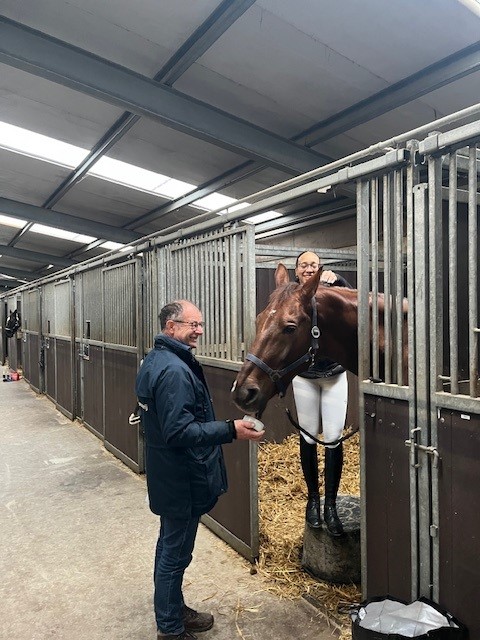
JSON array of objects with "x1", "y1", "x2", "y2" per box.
[
  {"x1": 0, "y1": 122, "x2": 88, "y2": 167},
  {"x1": 30, "y1": 224, "x2": 96, "y2": 244},
  {"x1": 154, "y1": 178, "x2": 194, "y2": 199},
  {"x1": 194, "y1": 193, "x2": 237, "y2": 212},
  {"x1": 91, "y1": 157, "x2": 170, "y2": 192},
  {"x1": 457, "y1": 0, "x2": 480, "y2": 17},
  {"x1": 246, "y1": 210, "x2": 283, "y2": 224},
  {"x1": 100, "y1": 241, "x2": 125, "y2": 251},
  {"x1": 0, "y1": 213, "x2": 27, "y2": 228},
  {"x1": 0, "y1": 121, "x2": 284, "y2": 231}
]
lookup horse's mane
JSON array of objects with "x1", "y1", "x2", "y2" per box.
[{"x1": 267, "y1": 282, "x2": 299, "y2": 304}]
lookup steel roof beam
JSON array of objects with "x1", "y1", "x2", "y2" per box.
[
  {"x1": 0, "y1": 244, "x2": 77, "y2": 267},
  {"x1": 43, "y1": 0, "x2": 258, "y2": 210},
  {"x1": 0, "y1": 197, "x2": 142, "y2": 244},
  {"x1": 126, "y1": 160, "x2": 261, "y2": 229},
  {"x1": 0, "y1": 266, "x2": 36, "y2": 281},
  {"x1": 126, "y1": 40, "x2": 480, "y2": 231},
  {"x1": 0, "y1": 279, "x2": 18, "y2": 288},
  {"x1": 0, "y1": 16, "x2": 325, "y2": 175},
  {"x1": 299, "y1": 39, "x2": 480, "y2": 147}
]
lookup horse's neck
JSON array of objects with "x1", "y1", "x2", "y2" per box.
[{"x1": 315, "y1": 288, "x2": 359, "y2": 375}]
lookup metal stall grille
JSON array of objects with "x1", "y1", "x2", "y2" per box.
[
  {"x1": 418, "y1": 126, "x2": 480, "y2": 634},
  {"x1": 103, "y1": 262, "x2": 137, "y2": 348},
  {"x1": 154, "y1": 225, "x2": 257, "y2": 363},
  {"x1": 357, "y1": 118, "x2": 480, "y2": 634},
  {"x1": 356, "y1": 156, "x2": 416, "y2": 603}
]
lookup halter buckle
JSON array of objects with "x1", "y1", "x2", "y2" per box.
[{"x1": 311, "y1": 326, "x2": 320, "y2": 339}]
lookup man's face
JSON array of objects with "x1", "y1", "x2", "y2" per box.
[{"x1": 167, "y1": 303, "x2": 204, "y2": 348}]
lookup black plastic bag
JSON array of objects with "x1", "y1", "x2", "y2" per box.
[{"x1": 351, "y1": 596, "x2": 467, "y2": 639}]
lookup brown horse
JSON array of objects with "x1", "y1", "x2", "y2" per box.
[{"x1": 232, "y1": 263, "x2": 408, "y2": 416}]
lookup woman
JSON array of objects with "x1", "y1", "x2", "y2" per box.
[{"x1": 293, "y1": 250, "x2": 353, "y2": 537}]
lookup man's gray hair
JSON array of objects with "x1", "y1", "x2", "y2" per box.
[{"x1": 159, "y1": 301, "x2": 183, "y2": 330}]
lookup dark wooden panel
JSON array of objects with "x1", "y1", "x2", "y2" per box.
[
  {"x1": 22, "y1": 335, "x2": 30, "y2": 381},
  {"x1": 364, "y1": 395, "x2": 411, "y2": 600},
  {"x1": 75, "y1": 346, "x2": 81, "y2": 420},
  {"x1": 56, "y1": 338, "x2": 72, "y2": 416},
  {"x1": 7, "y1": 336, "x2": 18, "y2": 370},
  {"x1": 28, "y1": 334, "x2": 40, "y2": 390},
  {"x1": 204, "y1": 366, "x2": 253, "y2": 547},
  {"x1": 45, "y1": 340, "x2": 56, "y2": 399},
  {"x1": 83, "y1": 345, "x2": 104, "y2": 437},
  {"x1": 104, "y1": 348, "x2": 138, "y2": 464},
  {"x1": 439, "y1": 409, "x2": 480, "y2": 637}
]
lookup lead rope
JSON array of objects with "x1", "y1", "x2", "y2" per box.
[{"x1": 284, "y1": 407, "x2": 359, "y2": 447}]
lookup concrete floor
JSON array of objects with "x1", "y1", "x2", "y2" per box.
[{"x1": 0, "y1": 380, "x2": 340, "y2": 640}]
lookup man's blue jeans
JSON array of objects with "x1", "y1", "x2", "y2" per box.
[{"x1": 154, "y1": 515, "x2": 200, "y2": 634}]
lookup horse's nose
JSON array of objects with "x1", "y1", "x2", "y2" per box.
[{"x1": 233, "y1": 382, "x2": 260, "y2": 411}]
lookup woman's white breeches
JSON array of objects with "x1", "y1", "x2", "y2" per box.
[{"x1": 292, "y1": 372, "x2": 348, "y2": 447}]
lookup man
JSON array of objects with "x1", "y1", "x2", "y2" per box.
[{"x1": 135, "y1": 300, "x2": 264, "y2": 640}]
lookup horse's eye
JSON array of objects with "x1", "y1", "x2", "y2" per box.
[{"x1": 283, "y1": 325, "x2": 296, "y2": 334}]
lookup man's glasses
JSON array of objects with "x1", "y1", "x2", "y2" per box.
[
  {"x1": 298, "y1": 262, "x2": 320, "y2": 270},
  {"x1": 172, "y1": 320, "x2": 205, "y2": 329}
]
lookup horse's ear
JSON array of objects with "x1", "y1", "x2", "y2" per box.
[
  {"x1": 300, "y1": 268, "x2": 322, "y2": 300},
  {"x1": 274, "y1": 263, "x2": 290, "y2": 287}
]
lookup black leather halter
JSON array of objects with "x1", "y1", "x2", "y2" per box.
[{"x1": 245, "y1": 296, "x2": 321, "y2": 398}]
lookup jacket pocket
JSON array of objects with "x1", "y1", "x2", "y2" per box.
[{"x1": 204, "y1": 447, "x2": 228, "y2": 497}]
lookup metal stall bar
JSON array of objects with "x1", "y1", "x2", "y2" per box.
[
  {"x1": 230, "y1": 232, "x2": 239, "y2": 362},
  {"x1": 394, "y1": 168, "x2": 405, "y2": 386},
  {"x1": 357, "y1": 178, "x2": 371, "y2": 598},
  {"x1": 242, "y1": 223, "x2": 259, "y2": 561},
  {"x1": 448, "y1": 153, "x2": 459, "y2": 395},
  {"x1": 406, "y1": 140, "x2": 420, "y2": 599},
  {"x1": 426, "y1": 154, "x2": 443, "y2": 603},
  {"x1": 412, "y1": 183, "x2": 433, "y2": 599},
  {"x1": 214, "y1": 239, "x2": 220, "y2": 359},
  {"x1": 224, "y1": 235, "x2": 232, "y2": 362},
  {"x1": 469, "y1": 145, "x2": 479, "y2": 398},
  {"x1": 383, "y1": 174, "x2": 393, "y2": 384},
  {"x1": 371, "y1": 178, "x2": 380, "y2": 381}
]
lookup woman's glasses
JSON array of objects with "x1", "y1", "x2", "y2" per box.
[
  {"x1": 173, "y1": 320, "x2": 205, "y2": 329},
  {"x1": 298, "y1": 262, "x2": 320, "y2": 270}
]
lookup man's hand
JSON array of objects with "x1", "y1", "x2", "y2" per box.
[{"x1": 234, "y1": 419, "x2": 265, "y2": 441}]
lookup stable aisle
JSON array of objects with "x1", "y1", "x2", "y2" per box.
[{"x1": 0, "y1": 380, "x2": 337, "y2": 640}]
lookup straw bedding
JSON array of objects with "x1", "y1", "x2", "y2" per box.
[{"x1": 256, "y1": 432, "x2": 361, "y2": 638}]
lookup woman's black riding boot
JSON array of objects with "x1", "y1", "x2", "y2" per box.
[
  {"x1": 300, "y1": 437, "x2": 321, "y2": 528},
  {"x1": 324, "y1": 444, "x2": 344, "y2": 537}
]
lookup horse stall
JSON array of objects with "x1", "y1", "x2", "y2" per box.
[{"x1": 227, "y1": 111, "x2": 479, "y2": 633}]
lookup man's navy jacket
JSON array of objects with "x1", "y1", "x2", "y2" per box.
[{"x1": 135, "y1": 333, "x2": 234, "y2": 519}]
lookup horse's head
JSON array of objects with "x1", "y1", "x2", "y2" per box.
[{"x1": 232, "y1": 263, "x2": 322, "y2": 416}]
